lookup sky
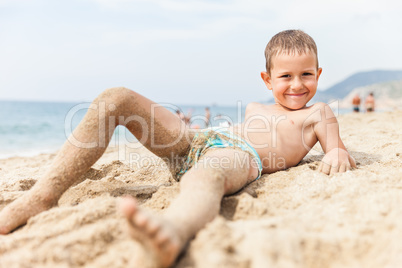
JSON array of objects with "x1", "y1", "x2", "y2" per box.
[{"x1": 1, "y1": 0, "x2": 402, "y2": 106}]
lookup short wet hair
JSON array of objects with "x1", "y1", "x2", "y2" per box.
[{"x1": 264, "y1": 30, "x2": 318, "y2": 73}]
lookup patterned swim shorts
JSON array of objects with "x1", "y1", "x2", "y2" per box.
[{"x1": 176, "y1": 127, "x2": 262, "y2": 180}]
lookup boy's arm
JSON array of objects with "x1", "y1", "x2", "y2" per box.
[{"x1": 313, "y1": 103, "x2": 356, "y2": 175}]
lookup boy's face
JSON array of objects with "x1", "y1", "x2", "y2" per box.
[{"x1": 261, "y1": 52, "x2": 322, "y2": 110}]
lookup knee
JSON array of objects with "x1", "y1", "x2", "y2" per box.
[
  {"x1": 95, "y1": 87, "x2": 136, "y2": 109},
  {"x1": 180, "y1": 164, "x2": 227, "y2": 191},
  {"x1": 101, "y1": 86, "x2": 132, "y2": 97}
]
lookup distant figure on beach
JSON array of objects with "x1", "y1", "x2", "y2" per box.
[
  {"x1": 216, "y1": 113, "x2": 232, "y2": 127},
  {"x1": 175, "y1": 109, "x2": 185, "y2": 121},
  {"x1": 365, "y1": 92, "x2": 375, "y2": 112},
  {"x1": 204, "y1": 107, "x2": 210, "y2": 127},
  {"x1": 0, "y1": 30, "x2": 356, "y2": 268},
  {"x1": 352, "y1": 94, "x2": 361, "y2": 112},
  {"x1": 184, "y1": 109, "x2": 192, "y2": 125},
  {"x1": 176, "y1": 109, "x2": 192, "y2": 125}
]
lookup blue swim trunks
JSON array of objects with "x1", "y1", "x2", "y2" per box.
[{"x1": 176, "y1": 127, "x2": 262, "y2": 180}]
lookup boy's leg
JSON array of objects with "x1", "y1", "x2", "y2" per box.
[
  {"x1": 0, "y1": 87, "x2": 191, "y2": 234},
  {"x1": 120, "y1": 148, "x2": 259, "y2": 267}
]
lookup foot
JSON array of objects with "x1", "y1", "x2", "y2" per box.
[
  {"x1": 119, "y1": 197, "x2": 184, "y2": 268},
  {"x1": 0, "y1": 190, "x2": 57, "y2": 234}
]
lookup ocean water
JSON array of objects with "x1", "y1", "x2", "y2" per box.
[
  {"x1": 0, "y1": 100, "x2": 245, "y2": 159},
  {"x1": 0, "y1": 100, "x2": 353, "y2": 159}
]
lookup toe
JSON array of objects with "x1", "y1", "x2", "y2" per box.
[
  {"x1": 155, "y1": 231, "x2": 170, "y2": 246},
  {"x1": 146, "y1": 220, "x2": 160, "y2": 236},
  {"x1": 0, "y1": 226, "x2": 9, "y2": 235},
  {"x1": 119, "y1": 197, "x2": 138, "y2": 219},
  {"x1": 134, "y1": 212, "x2": 148, "y2": 228}
]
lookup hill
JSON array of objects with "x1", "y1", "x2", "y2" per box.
[{"x1": 315, "y1": 70, "x2": 402, "y2": 102}]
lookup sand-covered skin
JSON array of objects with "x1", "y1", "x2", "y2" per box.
[{"x1": 1, "y1": 111, "x2": 402, "y2": 268}]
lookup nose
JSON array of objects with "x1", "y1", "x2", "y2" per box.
[{"x1": 291, "y1": 77, "x2": 303, "y2": 91}]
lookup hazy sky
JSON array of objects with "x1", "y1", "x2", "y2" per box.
[{"x1": 1, "y1": 0, "x2": 401, "y2": 105}]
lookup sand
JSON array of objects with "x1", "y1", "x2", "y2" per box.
[{"x1": 1, "y1": 110, "x2": 402, "y2": 268}]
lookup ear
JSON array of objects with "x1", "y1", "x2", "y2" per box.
[
  {"x1": 316, "y1": 67, "x2": 323, "y2": 81},
  {"x1": 261, "y1": 71, "x2": 273, "y2": 90}
]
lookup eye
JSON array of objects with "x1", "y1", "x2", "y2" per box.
[
  {"x1": 280, "y1": 74, "x2": 290, "y2": 78},
  {"x1": 302, "y1": 72, "x2": 313, "y2": 76}
]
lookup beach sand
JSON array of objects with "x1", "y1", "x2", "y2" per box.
[{"x1": 1, "y1": 110, "x2": 402, "y2": 268}]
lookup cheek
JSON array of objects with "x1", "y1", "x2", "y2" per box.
[
  {"x1": 305, "y1": 80, "x2": 318, "y2": 90},
  {"x1": 273, "y1": 81, "x2": 287, "y2": 91}
]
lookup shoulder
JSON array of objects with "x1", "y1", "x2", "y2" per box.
[
  {"x1": 309, "y1": 102, "x2": 336, "y2": 116},
  {"x1": 246, "y1": 102, "x2": 262, "y2": 109},
  {"x1": 310, "y1": 102, "x2": 328, "y2": 110},
  {"x1": 299, "y1": 103, "x2": 337, "y2": 125},
  {"x1": 245, "y1": 102, "x2": 264, "y2": 113}
]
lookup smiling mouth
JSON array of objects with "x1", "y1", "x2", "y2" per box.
[{"x1": 287, "y1": 93, "x2": 306, "y2": 97}]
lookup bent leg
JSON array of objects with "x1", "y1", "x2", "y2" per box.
[
  {"x1": 0, "y1": 87, "x2": 191, "y2": 234},
  {"x1": 120, "y1": 148, "x2": 258, "y2": 267},
  {"x1": 105, "y1": 87, "x2": 192, "y2": 158}
]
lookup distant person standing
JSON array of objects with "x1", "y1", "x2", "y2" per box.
[
  {"x1": 184, "y1": 109, "x2": 193, "y2": 125},
  {"x1": 175, "y1": 109, "x2": 185, "y2": 121},
  {"x1": 204, "y1": 107, "x2": 211, "y2": 127},
  {"x1": 352, "y1": 94, "x2": 361, "y2": 112},
  {"x1": 365, "y1": 92, "x2": 375, "y2": 112}
]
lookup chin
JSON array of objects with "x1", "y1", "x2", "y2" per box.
[{"x1": 287, "y1": 103, "x2": 306, "y2": 110}]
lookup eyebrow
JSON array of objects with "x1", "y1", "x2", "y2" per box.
[{"x1": 276, "y1": 69, "x2": 316, "y2": 75}]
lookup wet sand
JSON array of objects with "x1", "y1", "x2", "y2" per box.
[{"x1": 1, "y1": 110, "x2": 402, "y2": 268}]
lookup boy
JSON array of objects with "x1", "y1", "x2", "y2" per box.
[{"x1": 0, "y1": 30, "x2": 355, "y2": 267}]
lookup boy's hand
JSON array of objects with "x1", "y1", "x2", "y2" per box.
[{"x1": 318, "y1": 148, "x2": 357, "y2": 175}]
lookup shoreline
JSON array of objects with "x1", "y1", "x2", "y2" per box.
[{"x1": 1, "y1": 108, "x2": 397, "y2": 161}]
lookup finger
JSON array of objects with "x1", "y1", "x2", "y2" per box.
[
  {"x1": 339, "y1": 163, "x2": 347, "y2": 173},
  {"x1": 318, "y1": 161, "x2": 323, "y2": 173},
  {"x1": 346, "y1": 164, "x2": 352, "y2": 171},
  {"x1": 350, "y1": 157, "x2": 357, "y2": 169},
  {"x1": 321, "y1": 161, "x2": 331, "y2": 175},
  {"x1": 329, "y1": 164, "x2": 338, "y2": 176}
]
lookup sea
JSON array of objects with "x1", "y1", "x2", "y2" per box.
[
  {"x1": 0, "y1": 100, "x2": 247, "y2": 159},
  {"x1": 0, "y1": 100, "x2": 352, "y2": 159}
]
